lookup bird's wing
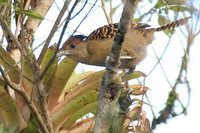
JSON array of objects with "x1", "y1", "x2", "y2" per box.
[
  {"x1": 86, "y1": 22, "x2": 151, "y2": 41},
  {"x1": 87, "y1": 23, "x2": 118, "y2": 40},
  {"x1": 86, "y1": 17, "x2": 190, "y2": 41}
]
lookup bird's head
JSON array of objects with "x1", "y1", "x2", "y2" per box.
[{"x1": 57, "y1": 35, "x2": 87, "y2": 57}]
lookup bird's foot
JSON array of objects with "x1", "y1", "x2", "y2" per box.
[
  {"x1": 122, "y1": 65, "x2": 136, "y2": 81},
  {"x1": 105, "y1": 56, "x2": 121, "y2": 73}
]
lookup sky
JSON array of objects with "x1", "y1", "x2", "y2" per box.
[{"x1": 33, "y1": 0, "x2": 200, "y2": 132}]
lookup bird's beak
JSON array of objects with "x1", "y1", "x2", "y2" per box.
[{"x1": 56, "y1": 50, "x2": 71, "y2": 57}]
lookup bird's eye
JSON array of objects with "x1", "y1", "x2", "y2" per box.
[{"x1": 70, "y1": 44, "x2": 76, "y2": 48}]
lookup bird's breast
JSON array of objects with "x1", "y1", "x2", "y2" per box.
[
  {"x1": 78, "y1": 30, "x2": 154, "y2": 68},
  {"x1": 84, "y1": 39, "x2": 113, "y2": 66}
]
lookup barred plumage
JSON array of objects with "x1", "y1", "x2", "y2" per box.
[
  {"x1": 87, "y1": 23, "x2": 118, "y2": 40},
  {"x1": 87, "y1": 22, "x2": 151, "y2": 40},
  {"x1": 58, "y1": 17, "x2": 190, "y2": 69},
  {"x1": 86, "y1": 17, "x2": 190, "y2": 41},
  {"x1": 147, "y1": 17, "x2": 190, "y2": 32}
]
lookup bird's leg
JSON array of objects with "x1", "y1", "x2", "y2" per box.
[
  {"x1": 121, "y1": 65, "x2": 136, "y2": 91},
  {"x1": 105, "y1": 56, "x2": 121, "y2": 73},
  {"x1": 122, "y1": 65, "x2": 136, "y2": 81},
  {"x1": 127, "y1": 65, "x2": 136, "y2": 74}
]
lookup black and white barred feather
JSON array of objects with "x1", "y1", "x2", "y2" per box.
[{"x1": 86, "y1": 17, "x2": 190, "y2": 41}]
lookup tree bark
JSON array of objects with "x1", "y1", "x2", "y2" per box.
[
  {"x1": 94, "y1": 0, "x2": 137, "y2": 132},
  {"x1": 25, "y1": 0, "x2": 53, "y2": 33}
]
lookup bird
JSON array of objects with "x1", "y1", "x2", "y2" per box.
[{"x1": 57, "y1": 17, "x2": 190, "y2": 71}]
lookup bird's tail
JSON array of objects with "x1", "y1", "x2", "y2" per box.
[
  {"x1": 155, "y1": 17, "x2": 190, "y2": 32},
  {"x1": 134, "y1": 17, "x2": 190, "y2": 36}
]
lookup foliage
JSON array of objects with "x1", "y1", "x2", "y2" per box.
[
  {"x1": 0, "y1": 45, "x2": 148, "y2": 132},
  {"x1": 0, "y1": 0, "x2": 199, "y2": 132}
]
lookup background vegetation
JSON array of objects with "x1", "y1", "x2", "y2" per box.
[{"x1": 0, "y1": 0, "x2": 199, "y2": 132}]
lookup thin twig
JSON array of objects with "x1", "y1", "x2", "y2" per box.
[
  {"x1": 94, "y1": 0, "x2": 137, "y2": 132},
  {"x1": 151, "y1": 13, "x2": 195, "y2": 129},
  {"x1": 39, "y1": 0, "x2": 80, "y2": 80},
  {"x1": 25, "y1": 53, "x2": 53, "y2": 132},
  {"x1": 37, "y1": 0, "x2": 72, "y2": 64},
  {"x1": 0, "y1": 52, "x2": 33, "y2": 83},
  {"x1": 14, "y1": 0, "x2": 32, "y2": 37},
  {"x1": 101, "y1": 0, "x2": 111, "y2": 24},
  {"x1": 53, "y1": 1, "x2": 61, "y2": 11},
  {"x1": 72, "y1": 0, "x2": 98, "y2": 35},
  {"x1": 0, "y1": 15, "x2": 26, "y2": 56},
  {"x1": 70, "y1": 0, "x2": 88, "y2": 20},
  {"x1": 18, "y1": 12, "x2": 55, "y2": 132},
  {"x1": 147, "y1": 36, "x2": 173, "y2": 76},
  {"x1": 1, "y1": 11, "x2": 54, "y2": 133},
  {"x1": 38, "y1": 0, "x2": 88, "y2": 65},
  {"x1": 57, "y1": 0, "x2": 80, "y2": 47},
  {"x1": 0, "y1": 66, "x2": 49, "y2": 133},
  {"x1": 109, "y1": 0, "x2": 113, "y2": 24},
  {"x1": 150, "y1": 44, "x2": 173, "y2": 88}
]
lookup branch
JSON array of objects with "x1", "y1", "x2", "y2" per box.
[
  {"x1": 109, "y1": 0, "x2": 113, "y2": 24},
  {"x1": 0, "y1": 15, "x2": 26, "y2": 55},
  {"x1": 94, "y1": 0, "x2": 137, "y2": 132},
  {"x1": 101, "y1": 0, "x2": 111, "y2": 24},
  {"x1": 1, "y1": 8, "x2": 54, "y2": 133},
  {"x1": 22, "y1": 46, "x2": 54, "y2": 132},
  {"x1": 0, "y1": 51, "x2": 33, "y2": 83},
  {"x1": 37, "y1": 0, "x2": 72, "y2": 64},
  {"x1": 71, "y1": 0, "x2": 98, "y2": 35},
  {"x1": 151, "y1": 14, "x2": 195, "y2": 130},
  {"x1": 0, "y1": 66, "x2": 49, "y2": 133},
  {"x1": 24, "y1": 0, "x2": 53, "y2": 33},
  {"x1": 39, "y1": 0, "x2": 80, "y2": 80}
]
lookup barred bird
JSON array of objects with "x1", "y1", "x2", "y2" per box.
[{"x1": 57, "y1": 17, "x2": 190, "y2": 70}]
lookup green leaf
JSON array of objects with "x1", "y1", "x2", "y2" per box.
[
  {"x1": 0, "y1": 46, "x2": 20, "y2": 83},
  {"x1": 155, "y1": 0, "x2": 166, "y2": 8},
  {"x1": 62, "y1": 102, "x2": 97, "y2": 129},
  {"x1": 0, "y1": 123, "x2": 5, "y2": 133},
  {"x1": 158, "y1": 15, "x2": 175, "y2": 36},
  {"x1": 52, "y1": 90, "x2": 98, "y2": 131},
  {"x1": 164, "y1": 0, "x2": 186, "y2": 5},
  {"x1": 23, "y1": 118, "x2": 38, "y2": 133},
  {"x1": 23, "y1": 123, "x2": 37, "y2": 133},
  {"x1": 158, "y1": 15, "x2": 170, "y2": 26},
  {"x1": 40, "y1": 45, "x2": 58, "y2": 86},
  {"x1": 0, "y1": 85, "x2": 21, "y2": 133},
  {"x1": 59, "y1": 70, "x2": 104, "y2": 102},
  {"x1": 64, "y1": 71, "x2": 95, "y2": 92},
  {"x1": 21, "y1": 59, "x2": 34, "y2": 94},
  {"x1": 0, "y1": 0, "x2": 6, "y2": 4},
  {"x1": 122, "y1": 71, "x2": 146, "y2": 82},
  {"x1": 52, "y1": 70, "x2": 104, "y2": 130},
  {"x1": 169, "y1": 5, "x2": 196, "y2": 12},
  {"x1": 48, "y1": 57, "x2": 77, "y2": 110},
  {"x1": 16, "y1": 9, "x2": 44, "y2": 20},
  {"x1": 59, "y1": 71, "x2": 95, "y2": 101}
]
